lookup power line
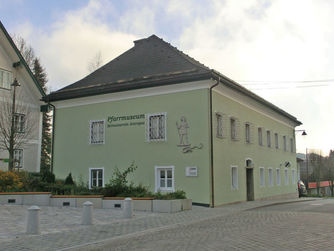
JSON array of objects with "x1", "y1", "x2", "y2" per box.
[{"x1": 238, "y1": 79, "x2": 334, "y2": 84}]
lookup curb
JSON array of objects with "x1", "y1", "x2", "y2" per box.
[{"x1": 246, "y1": 198, "x2": 318, "y2": 211}]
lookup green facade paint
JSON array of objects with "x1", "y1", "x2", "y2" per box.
[
  {"x1": 53, "y1": 88, "x2": 211, "y2": 204},
  {"x1": 52, "y1": 80, "x2": 300, "y2": 206}
]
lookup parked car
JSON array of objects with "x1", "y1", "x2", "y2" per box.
[{"x1": 298, "y1": 180, "x2": 307, "y2": 197}]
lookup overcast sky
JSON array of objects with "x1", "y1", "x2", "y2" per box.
[{"x1": 1, "y1": 0, "x2": 333, "y2": 155}]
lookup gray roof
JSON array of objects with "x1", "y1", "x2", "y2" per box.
[{"x1": 44, "y1": 34, "x2": 301, "y2": 125}]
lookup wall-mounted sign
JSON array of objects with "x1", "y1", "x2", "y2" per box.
[
  {"x1": 107, "y1": 114, "x2": 145, "y2": 128},
  {"x1": 185, "y1": 167, "x2": 198, "y2": 177}
]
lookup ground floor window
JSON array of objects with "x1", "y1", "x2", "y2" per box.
[
  {"x1": 155, "y1": 166, "x2": 174, "y2": 192},
  {"x1": 276, "y1": 168, "x2": 281, "y2": 186},
  {"x1": 13, "y1": 149, "x2": 23, "y2": 169},
  {"x1": 268, "y1": 168, "x2": 273, "y2": 186},
  {"x1": 292, "y1": 169, "x2": 296, "y2": 184},
  {"x1": 231, "y1": 166, "x2": 238, "y2": 190},
  {"x1": 89, "y1": 168, "x2": 104, "y2": 189},
  {"x1": 284, "y1": 169, "x2": 289, "y2": 185},
  {"x1": 259, "y1": 167, "x2": 265, "y2": 187}
]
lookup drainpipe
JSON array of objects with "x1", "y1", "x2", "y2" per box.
[
  {"x1": 209, "y1": 77, "x2": 220, "y2": 207},
  {"x1": 48, "y1": 103, "x2": 56, "y2": 174}
]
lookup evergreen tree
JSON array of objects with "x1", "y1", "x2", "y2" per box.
[{"x1": 33, "y1": 58, "x2": 52, "y2": 175}]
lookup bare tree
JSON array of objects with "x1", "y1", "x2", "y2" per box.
[
  {"x1": 88, "y1": 51, "x2": 103, "y2": 73},
  {"x1": 0, "y1": 91, "x2": 37, "y2": 171},
  {"x1": 11, "y1": 34, "x2": 36, "y2": 70}
]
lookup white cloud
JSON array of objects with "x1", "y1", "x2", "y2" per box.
[{"x1": 8, "y1": 0, "x2": 334, "y2": 154}]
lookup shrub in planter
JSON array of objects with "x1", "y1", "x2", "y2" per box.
[{"x1": 154, "y1": 190, "x2": 186, "y2": 200}]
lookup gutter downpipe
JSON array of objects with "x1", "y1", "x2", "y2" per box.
[
  {"x1": 209, "y1": 76, "x2": 220, "y2": 208},
  {"x1": 48, "y1": 102, "x2": 56, "y2": 174}
]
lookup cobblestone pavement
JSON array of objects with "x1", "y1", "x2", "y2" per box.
[{"x1": 0, "y1": 198, "x2": 320, "y2": 250}]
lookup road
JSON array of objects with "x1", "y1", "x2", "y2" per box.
[{"x1": 88, "y1": 199, "x2": 334, "y2": 251}]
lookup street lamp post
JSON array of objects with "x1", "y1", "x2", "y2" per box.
[{"x1": 9, "y1": 78, "x2": 20, "y2": 171}]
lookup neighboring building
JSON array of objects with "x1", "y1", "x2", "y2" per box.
[
  {"x1": 0, "y1": 21, "x2": 45, "y2": 172},
  {"x1": 45, "y1": 35, "x2": 301, "y2": 207}
]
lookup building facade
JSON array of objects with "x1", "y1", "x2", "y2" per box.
[
  {"x1": 0, "y1": 21, "x2": 45, "y2": 172},
  {"x1": 45, "y1": 35, "x2": 301, "y2": 206}
]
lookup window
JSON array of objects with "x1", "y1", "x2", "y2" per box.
[
  {"x1": 89, "y1": 168, "x2": 104, "y2": 189},
  {"x1": 258, "y1": 128, "x2": 263, "y2": 146},
  {"x1": 231, "y1": 166, "x2": 238, "y2": 190},
  {"x1": 216, "y1": 113, "x2": 223, "y2": 138},
  {"x1": 230, "y1": 118, "x2": 236, "y2": 140},
  {"x1": 266, "y1": 130, "x2": 271, "y2": 147},
  {"x1": 292, "y1": 169, "x2": 296, "y2": 184},
  {"x1": 13, "y1": 149, "x2": 23, "y2": 169},
  {"x1": 268, "y1": 168, "x2": 273, "y2": 186},
  {"x1": 147, "y1": 113, "x2": 166, "y2": 141},
  {"x1": 245, "y1": 123, "x2": 250, "y2": 143},
  {"x1": 90, "y1": 120, "x2": 105, "y2": 144},
  {"x1": 155, "y1": 166, "x2": 174, "y2": 192},
  {"x1": 290, "y1": 138, "x2": 294, "y2": 153},
  {"x1": 283, "y1": 136, "x2": 287, "y2": 151},
  {"x1": 0, "y1": 69, "x2": 12, "y2": 89},
  {"x1": 260, "y1": 167, "x2": 265, "y2": 187},
  {"x1": 276, "y1": 168, "x2": 281, "y2": 186},
  {"x1": 275, "y1": 133, "x2": 279, "y2": 149},
  {"x1": 284, "y1": 169, "x2": 289, "y2": 185},
  {"x1": 14, "y1": 113, "x2": 25, "y2": 133}
]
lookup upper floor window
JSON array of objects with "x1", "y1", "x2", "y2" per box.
[
  {"x1": 147, "y1": 113, "x2": 166, "y2": 141},
  {"x1": 216, "y1": 113, "x2": 223, "y2": 138},
  {"x1": 267, "y1": 130, "x2": 271, "y2": 148},
  {"x1": 283, "y1": 136, "x2": 287, "y2": 151},
  {"x1": 274, "y1": 133, "x2": 279, "y2": 149},
  {"x1": 259, "y1": 167, "x2": 265, "y2": 187},
  {"x1": 258, "y1": 127, "x2": 263, "y2": 146},
  {"x1": 230, "y1": 117, "x2": 239, "y2": 141},
  {"x1": 245, "y1": 123, "x2": 250, "y2": 143},
  {"x1": 290, "y1": 138, "x2": 294, "y2": 153},
  {"x1": 14, "y1": 113, "x2": 25, "y2": 133},
  {"x1": 90, "y1": 120, "x2": 105, "y2": 144},
  {"x1": 0, "y1": 69, "x2": 12, "y2": 89}
]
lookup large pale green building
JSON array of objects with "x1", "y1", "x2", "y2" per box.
[{"x1": 45, "y1": 35, "x2": 301, "y2": 207}]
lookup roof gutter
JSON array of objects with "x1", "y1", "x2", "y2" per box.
[
  {"x1": 209, "y1": 77, "x2": 219, "y2": 208},
  {"x1": 48, "y1": 103, "x2": 56, "y2": 174}
]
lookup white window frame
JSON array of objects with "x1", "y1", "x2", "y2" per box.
[
  {"x1": 13, "y1": 149, "x2": 23, "y2": 169},
  {"x1": 14, "y1": 113, "x2": 25, "y2": 133},
  {"x1": 276, "y1": 168, "x2": 281, "y2": 186},
  {"x1": 0, "y1": 69, "x2": 13, "y2": 89},
  {"x1": 274, "y1": 133, "x2": 279, "y2": 149},
  {"x1": 230, "y1": 118, "x2": 236, "y2": 140},
  {"x1": 268, "y1": 168, "x2": 273, "y2": 187},
  {"x1": 89, "y1": 168, "x2": 104, "y2": 189},
  {"x1": 155, "y1": 166, "x2": 174, "y2": 192},
  {"x1": 267, "y1": 130, "x2": 271, "y2": 148},
  {"x1": 290, "y1": 138, "x2": 294, "y2": 153},
  {"x1": 284, "y1": 168, "x2": 289, "y2": 185},
  {"x1": 89, "y1": 120, "x2": 105, "y2": 144},
  {"x1": 231, "y1": 166, "x2": 238, "y2": 190},
  {"x1": 283, "y1": 136, "x2": 287, "y2": 151},
  {"x1": 245, "y1": 123, "x2": 250, "y2": 144},
  {"x1": 292, "y1": 169, "x2": 296, "y2": 184},
  {"x1": 216, "y1": 112, "x2": 223, "y2": 138},
  {"x1": 259, "y1": 167, "x2": 265, "y2": 187},
  {"x1": 146, "y1": 112, "x2": 167, "y2": 142},
  {"x1": 258, "y1": 127, "x2": 263, "y2": 146}
]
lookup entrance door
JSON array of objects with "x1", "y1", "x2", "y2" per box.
[{"x1": 246, "y1": 168, "x2": 254, "y2": 201}]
